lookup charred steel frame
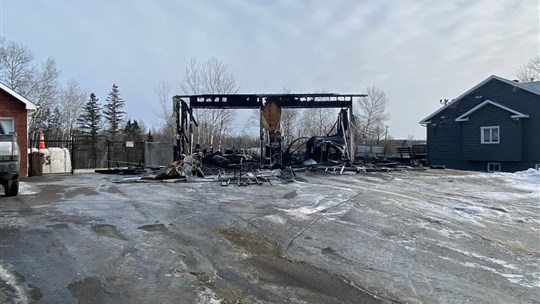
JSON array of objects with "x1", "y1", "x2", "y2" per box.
[{"x1": 172, "y1": 93, "x2": 366, "y2": 164}]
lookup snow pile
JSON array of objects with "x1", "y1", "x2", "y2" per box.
[
  {"x1": 490, "y1": 168, "x2": 540, "y2": 193},
  {"x1": 513, "y1": 168, "x2": 540, "y2": 180}
]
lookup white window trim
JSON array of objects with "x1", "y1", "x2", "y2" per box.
[
  {"x1": 536, "y1": 164, "x2": 540, "y2": 170},
  {"x1": 481, "y1": 126, "x2": 500, "y2": 144},
  {"x1": 487, "y1": 163, "x2": 501, "y2": 172}
]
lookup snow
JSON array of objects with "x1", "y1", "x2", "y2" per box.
[
  {"x1": 196, "y1": 287, "x2": 222, "y2": 304},
  {"x1": 18, "y1": 182, "x2": 39, "y2": 195},
  {"x1": 5, "y1": 168, "x2": 538, "y2": 303},
  {"x1": 0, "y1": 264, "x2": 28, "y2": 303},
  {"x1": 281, "y1": 168, "x2": 540, "y2": 301},
  {"x1": 263, "y1": 214, "x2": 287, "y2": 224},
  {"x1": 278, "y1": 194, "x2": 332, "y2": 220}
]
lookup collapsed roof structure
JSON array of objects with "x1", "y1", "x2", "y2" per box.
[{"x1": 172, "y1": 93, "x2": 366, "y2": 166}]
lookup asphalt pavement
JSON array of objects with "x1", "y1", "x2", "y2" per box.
[{"x1": 0, "y1": 169, "x2": 538, "y2": 303}]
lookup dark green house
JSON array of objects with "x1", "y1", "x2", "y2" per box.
[{"x1": 420, "y1": 75, "x2": 540, "y2": 172}]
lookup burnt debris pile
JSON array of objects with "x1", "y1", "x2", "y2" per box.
[{"x1": 103, "y1": 93, "x2": 426, "y2": 185}]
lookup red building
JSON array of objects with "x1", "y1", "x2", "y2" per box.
[{"x1": 0, "y1": 83, "x2": 37, "y2": 177}]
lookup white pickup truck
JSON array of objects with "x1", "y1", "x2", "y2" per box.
[{"x1": 0, "y1": 123, "x2": 19, "y2": 196}]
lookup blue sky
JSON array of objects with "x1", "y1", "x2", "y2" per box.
[{"x1": 2, "y1": 0, "x2": 539, "y2": 139}]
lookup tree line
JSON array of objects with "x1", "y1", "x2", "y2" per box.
[
  {"x1": 3, "y1": 36, "x2": 538, "y2": 158},
  {"x1": 171, "y1": 58, "x2": 392, "y2": 152},
  {"x1": 0, "y1": 37, "x2": 148, "y2": 145},
  {"x1": 0, "y1": 36, "x2": 416, "y2": 154}
]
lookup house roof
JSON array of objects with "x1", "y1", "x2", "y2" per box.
[
  {"x1": 0, "y1": 83, "x2": 37, "y2": 111},
  {"x1": 454, "y1": 99, "x2": 529, "y2": 122},
  {"x1": 519, "y1": 81, "x2": 540, "y2": 94},
  {"x1": 419, "y1": 75, "x2": 540, "y2": 124}
]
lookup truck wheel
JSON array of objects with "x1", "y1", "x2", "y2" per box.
[{"x1": 5, "y1": 179, "x2": 19, "y2": 197}]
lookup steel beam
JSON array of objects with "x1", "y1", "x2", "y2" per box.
[{"x1": 174, "y1": 93, "x2": 365, "y2": 109}]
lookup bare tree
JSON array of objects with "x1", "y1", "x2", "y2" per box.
[
  {"x1": 277, "y1": 88, "x2": 301, "y2": 148},
  {"x1": 296, "y1": 91, "x2": 335, "y2": 138},
  {"x1": 280, "y1": 108, "x2": 301, "y2": 147},
  {"x1": 0, "y1": 39, "x2": 62, "y2": 140},
  {"x1": 154, "y1": 81, "x2": 175, "y2": 142},
  {"x1": 27, "y1": 57, "x2": 61, "y2": 140},
  {"x1": 59, "y1": 79, "x2": 87, "y2": 139},
  {"x1": 0, "y1": 38, "x2": 35, "y2": 93},
  {"x1": 180, "y1": 58, "x2": 239, "y2": 151},
  {"x1": 42, "y1": 106, "x2": 63, "y2": 140},
  {"x1": 297, "y1": 107, "x2": 335, "y2": 138},
  {"x1": 354, "y1": 86, "x2": 390, "y2": 145},
  {"x1": 515, "y1": 56, "x2": 540, "y2": 82}
]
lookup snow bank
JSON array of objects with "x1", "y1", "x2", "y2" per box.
[{"x1": 490, "y1": 168, "x2": 540, "y2": 193}]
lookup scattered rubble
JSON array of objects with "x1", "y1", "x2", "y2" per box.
[
  {"x1": 105, "y1": 150, "x2": 425, "y2": 186},
  {"x1": 107, "y1": 113, "x2": 430, "y2": 188}
]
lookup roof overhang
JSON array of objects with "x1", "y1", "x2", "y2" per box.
[
  {"x1": 455, "y1": 99, "x2": 529, "y2": 122},
  {"x1": 0, "y1": 83, "x2": 38, "y2": 112}
]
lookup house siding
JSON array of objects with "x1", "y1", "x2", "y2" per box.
[
  {"x1": 461, "y1": 104, "x2": 521, "y2": 161},
  {"x1": 426, "y1": 102, "x2": 463, "y2": 165},
  {"x1": 462, "y1": 161, "x2": 533, "y2": 172},
  {"x1": 424, "y1": 77, "x2": 540, "y2": 172},
  {"x1": 520, "y1": 105, "x2": 540, "y2": 169},
  {"x1": 0, "y1": 89, "x2": 30, "y2": 177}
]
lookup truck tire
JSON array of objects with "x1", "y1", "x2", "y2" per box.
[{"x1": 5, "y1": 179, "x2": 18, "y2": 197}]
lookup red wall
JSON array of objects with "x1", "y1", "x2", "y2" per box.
[{"x1": 0, "y1": 89, "x2": 30, "y2": 177}]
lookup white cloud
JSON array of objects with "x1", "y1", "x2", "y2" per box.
[{"x1": 3, "y1": 0, "x2": 538, "y2": 139}]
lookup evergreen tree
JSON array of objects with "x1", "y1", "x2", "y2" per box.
[
  {"x1": 77, "y1": 93, "x2": 102, "y2": 138},
  {"x1": 123, "y1": 119, "x2": 143, "y2": 142},
  {"x1": 146, "y1": 130, "x2": 154, "y2": 142},
  {"x1": 103, "y1": 84, "x2": 126, "y2": 139},
  {"x1": 43, "y1": 106, "x2": 63, "y2": 140},
  {"x1": 123, "y1": 119, "x2": 144, "y2": 164},
  {"x1": 77, "y1": 93, "x2": 102, "y2": 167},
  {"x1": 132, "y1": 120, "x2": 143, "y2": 142},
  {"x1": 124, "y1": 119, "x2": 133, "y2": 140}
]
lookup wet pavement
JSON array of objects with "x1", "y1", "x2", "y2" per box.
[{"x1": 0, "y1": 169, "x2": 538, "y2": 303}]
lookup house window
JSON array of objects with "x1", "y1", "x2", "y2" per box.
[
  {"x1": 487, "y1": 163, "x2": 501, "y2": 172},
  {"x1": 0, "y1": 117, "x2": 15, "y2": 134},
  {"x1": 536, "y1": 164, "x2": 540, "y2": 170},
  {"x1": 481, "y1": 126, "x2": 499, "y2": 144}
]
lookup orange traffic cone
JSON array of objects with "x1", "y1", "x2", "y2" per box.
[{"x1": 38, "y1": 132, "x2": 46, "y2": 149}]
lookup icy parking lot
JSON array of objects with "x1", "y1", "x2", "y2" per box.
[{"x1": 1, "y1": 169, "x2": 539, "y2": 303}]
